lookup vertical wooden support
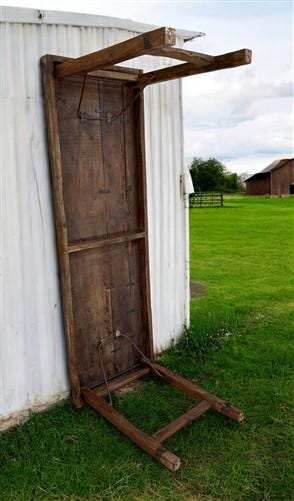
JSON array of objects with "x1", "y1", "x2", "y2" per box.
[
  {"x1": 134, "y1": 91, "x2": 154, "y2": 360},
  {"x1": 41, "y1": 55, "x2": 82, "y2": 406}
]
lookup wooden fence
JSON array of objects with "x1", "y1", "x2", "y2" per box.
[{"x1": 189, "y1": 192, "x2": 224, "y2": 208}]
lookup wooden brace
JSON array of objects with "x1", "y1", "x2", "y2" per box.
[
  {"x1": 82, "y1": 363, "x2": 244, "y2": 471},
  {"x1": 54, "y1": 26, "x2": 251, "y2": 83}
]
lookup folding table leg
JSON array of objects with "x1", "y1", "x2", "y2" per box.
[
  {"x1": 152, "y1": 363, "x2": 244, "y2": 422},
  {"x1": 82, "y1": 388, "x2": 181, "y2": 472}
]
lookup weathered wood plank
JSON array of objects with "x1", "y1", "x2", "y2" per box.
[
  {"x1": 153, "y1": 400, "x2": 211, "y2": 442},
  {"x1": 56, "y1": 75, "x2": 106, "y2": 242},
  {"x1": 55, "y1": 27, "x2": 176, "y2": 79},
  {"x1": 102, "y1": 65, "x2": 142, "y2": 75},
  {"x1": 82, "y1": 388, "x2": 181, "y2": 471},
  {"x1": 99, "y1": 80, "x2": 129, "y2": 236},
  {"x1": 153, "y1": 364, "x2": 244, "y2": 422},
  {"x1": 89, "y1": 67, "x2": 141, "y2": 81},
  {"x1": 69, "y1": 248, "x2": 114, "y2": 386},
  {"x1": 123, "y1": 85, "x2": 140, "y2": 234},
  {"x1": 133, "y1": 92, "x2": 154, "y2": 359},
  {"x1": 139, "y1": 49, "x2": 252, "y2": 86},
  {"x1": 108, "y1": 243, "x2": 133, "y2": 372},
  {"x1": 40, "y1": 55, "x2": 82, "y2": 406},
  {"x1": 93, "y1": 366, "x2": 150, "y2": 397},
  {"x1": 43, "y1": 55, "x2": 142, "y2": 81}
]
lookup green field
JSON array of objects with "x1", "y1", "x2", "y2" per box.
[{"x1": 1, "y1": 196, "x2": 294, "y2": 500}]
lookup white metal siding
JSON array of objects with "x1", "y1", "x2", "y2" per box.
[{"x1": 1, "y1": 18, "x2": 188, "y2": 422}]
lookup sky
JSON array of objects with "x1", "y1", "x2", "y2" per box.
[{"x1": 3, "y1": 0, "x2": 294, "y2": 174}]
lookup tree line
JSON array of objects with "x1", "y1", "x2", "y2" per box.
[{"x1": 189, "y1": 157, "x2": 246, "y2": 193}]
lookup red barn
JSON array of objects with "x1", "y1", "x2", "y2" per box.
[{"x1": 245, "y1": 158, "x2": 294, "y2": 195}]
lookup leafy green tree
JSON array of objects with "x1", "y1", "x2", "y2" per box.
[
  {"x1": 189, "y1": 157, "x2": 226, "y2": 191},
  {"x1": 189, "y1": 157, "x2": 244, "y2": 192},
  {"x1": 225, "y1": 172, "x2": 239, "y2": 191}
]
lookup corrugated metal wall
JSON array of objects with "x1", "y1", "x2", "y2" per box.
[{"x1": 1, "y1": 19, "x2": 188, "y2": 422}]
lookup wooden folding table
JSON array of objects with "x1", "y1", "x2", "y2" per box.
[{"x1": 41, "y1": 27, "x2": 251, "y2": 471}]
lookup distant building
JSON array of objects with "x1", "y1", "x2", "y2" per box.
[{"x1": 245, "y1": 159, "x2": 294, "y2": 195}]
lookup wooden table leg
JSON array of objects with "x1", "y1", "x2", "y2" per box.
[
  {"x1": 82, "y1": 388, "x2": 181, "y2": 471},
  {"x1": 153, "y1": 364, "x2": 244, "y2": 422}
]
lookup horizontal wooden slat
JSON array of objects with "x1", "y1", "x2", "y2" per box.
[
  {"x1": 139, "y1": 49, "x2": 252, "y2": 86},
  {"x1": 102, "y1": 65, "x2": 142, "y2": 75},
  {"x1": 55, "y1": 26, "x2": 176, "y2": 79},
  {"x1": 153, "y1": 364, "x2": 244, "y2": 422},
  {"x1": 49, "y1": 55, "x2": 141, "y2": 72},
  {"x1": 68, "y1": 232, "x2": 146, "y2": 253},
  {"x1": 88, "y1": 68, "x2": 140, "y2": 81},
  {"x1": 92, "y1": 366, "x2": 150, "y2": 397},
  {"x1": 89, "y1": 65, "x2": 142, "y2": 81},
  {"x1": 51, "y1": 56, "x2": 142, "y2": 81},
  {"x1": 153, "y1": 400, "x2": 211, "y2": 442}
]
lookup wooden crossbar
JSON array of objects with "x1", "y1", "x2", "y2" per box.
[
  {"x1": 68, "y1": 232, "x2": 146, "y2": 254},
  {"x1": 88, "y1": 68, "x2": 141, "y2": 81},
  {"x1": 153, "y1": 363, "x2": 244, "y2": 422},
  {"x1": 152, "y1": 400, "x2": 211, "y2": 442},
  {"x1": 93, "y1": 367, "x2": 150, "y2": 397},
  {"x1": 139, "y1": 49, "x2": 252, "y2": 86},
  {"x1": 55, "y1": 26, "x2": 176, "y2": 79}
]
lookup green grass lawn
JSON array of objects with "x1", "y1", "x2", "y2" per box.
[{"x1": 1, "y1": 196, "x2": 294, "y2": 500}]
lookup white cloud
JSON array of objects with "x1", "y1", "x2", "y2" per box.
[
  {"x1": 181, "y1": 3, "x2": 294, "y2": 172},
  {"x1": 185, "y1": 109, "x2": 293, "y2": 170},
  {"x1": 225, "y1": 153, "x2": 293, "y2": 177}
]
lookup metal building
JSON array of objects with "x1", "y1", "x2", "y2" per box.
[
  {"x1": 1, "y1": 7, "x2": 200, "y2": 427},
  {"x1": 245, "y1": 158, "x2": 294, "y2": 195}
]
